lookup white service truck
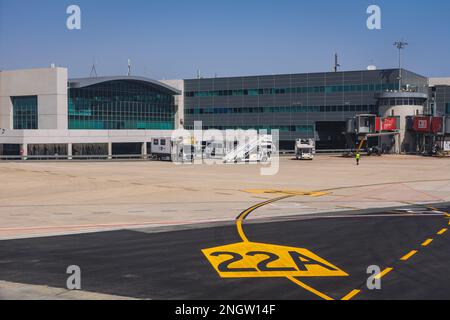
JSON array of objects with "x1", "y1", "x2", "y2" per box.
[
  {"x1": 295, "y1": 139, "x2": 315, "y2": 160},
  {"x1": 150, "y1": 137, "x2": 173, "y2": 161}
]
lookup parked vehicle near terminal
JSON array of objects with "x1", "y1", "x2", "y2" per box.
[
  {"x1": 295, "y1": 139, "x2": 315, "y2": 160},
  {"x1": 367, "y1": 146, "x2": 382, "y2": 156},
  {"x1": 150, "y1": 133, "x2": 275, "y2": 163},
  {"x1": 150, "y1": 137, "x2": 173, "y2": 161}
]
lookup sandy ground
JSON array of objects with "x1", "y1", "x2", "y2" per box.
[{"x1": 0, "y1": 155, "x2": 449, "y2": 239}]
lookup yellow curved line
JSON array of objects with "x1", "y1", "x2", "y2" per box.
[
  {"x1": 235, "y1": 193, "x2": 335, "y2": 300},
  {"x1": 236, "y1": 220, "x2": 249, "y2": 243}
]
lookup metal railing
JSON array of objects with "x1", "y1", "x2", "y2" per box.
[{"x1": 0, "y1": 154, "x2": 153, "y2": 161}]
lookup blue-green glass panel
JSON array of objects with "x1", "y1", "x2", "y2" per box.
[
  {"x1": 68, "y1": 80, "x2": 175, "y2": 130},
  {"x1": 12, "y1": 96, "x2": 38, "y2": 129}
]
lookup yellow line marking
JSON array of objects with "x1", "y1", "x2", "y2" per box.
[
  {"x1": 241, "y1": 189, "x2": 330, "y2": 197},
  {"x1": 374, "y1": 267, "x2": 394, "y2": 280},
  {"x1": 234, "y1": 195, "x2": 337, "y2": 301},
  {"x1": 437, "y1": 228, "x2": 448, "y2": 235},
  {"x1": 236, "y1": 195, "x2": 294, "y2": 221},
  {"x1": 287, "y1": 276, "x2": 334, "y2": 301},
  {"x1": 421, "y1": 239, "x2": 433, "y2": 247},
  {"x1": 341, "y1": 289, "x2": 361, "y2": 301},
  {"x1": 236, "y1": 220, "x2": 249, "y2": 243},
  {"x1": 400, "y1": 250, "x2": 418, "y2": 261}
]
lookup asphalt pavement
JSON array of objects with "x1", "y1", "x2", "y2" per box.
[{"x1": 0, "y1": 204, "x2": 449, "y2": 300}]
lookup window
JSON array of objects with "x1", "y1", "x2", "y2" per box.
[
  {"x1": 446, "y1": 103, "x2": 450, "y2": 115},
  {"x1": 68, "y1": 80, "x2": 175, "y2": 130},
  {"x1": 184, "y1": 104, "x2": 377, "y2": 116},
  {"x1": 153, "y1": 139, "x2": 159, "y2": 146},
  {"x1": 183, "y1": 82, "x2": 397, "y2": 97},
  {"x1": 12, "y1": 96, "x2": 38, "y2": 129}
]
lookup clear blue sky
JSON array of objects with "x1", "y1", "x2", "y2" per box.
[{"x1": 1, "y1": 0, "x2": 449, "y2": 79}]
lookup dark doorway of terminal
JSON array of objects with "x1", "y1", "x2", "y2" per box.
[
  {"x1": 279, "y1": 141, "x2": 296, "y2": 150},
  {"x1": 73, "y1": 144, "x2": 108, "y2": 160},
  {"x1": 0, "y1": 144, "x2": 21, "y2": 159},
  {"x1": 315, "y1": 121, "x2": 347, "y2": 150},
  {"x1": 112, "y1": 143, "x2": 142, "y2": 158},
  {"x1": 28, "y1": 144, "x2": 68, "y2": 160}
]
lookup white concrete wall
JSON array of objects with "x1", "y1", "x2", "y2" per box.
[
  {"x1": 379, "y1": 104, "x2": 424, "y2": 152},
  {"x1": 0, "y1": 67, "x2": 68, "y2": 130},
  {"x1": 160, "y1": 79, "x2": 184, "y2": 129},
  {"x1": 0, "y1": 74, "x2": 13, "y2": 129},
  {"x1": 429, "y1": 78, "x2": 450, "y2": 86}
]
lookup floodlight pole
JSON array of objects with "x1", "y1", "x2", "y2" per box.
[{"x1": 394, "y1": 41, "x2": 408, "y2": 91}]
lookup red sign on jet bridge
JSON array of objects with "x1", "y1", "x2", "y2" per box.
[
  {"x1": 413, "y1": 117, "x2": 431, "y2": 133},
  {"x1": 375, "y1": 117, "x2": 398, "y2": 132},
  {"x1": 431, "y1": 117, "x2": 444, "y2": 134},
  {"x1": 382, "y1": 117, "x2": 397, "y2": 131}
]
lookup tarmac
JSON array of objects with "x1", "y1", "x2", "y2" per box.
[
  {"x1": 0, "y1": 154, "x2": 449, "y2": 300},
  {"x1": 1, "y1": 155, "x2": 449, "y2": 239}
]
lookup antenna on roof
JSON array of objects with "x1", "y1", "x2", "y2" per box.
[
  {"x1": 90, "y1": 57, "x2": 98, "y2": 78},
  {"x1": 127, "y1": 58, "x2": 132, "y2": 76},
  {"x1": 333, "y1": 53, "x2": 341, "y2": 72}
]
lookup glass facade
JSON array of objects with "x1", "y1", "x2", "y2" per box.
[
  {"x1": 379, "y1": 98, "x2": 425, "y2": 107},
  {"x1": 12, "y1": 96, "x2": 38, "y2": 129},
  {"x1": 186, "y1": 104, "x2": 377, "y2": 115},
  {"x1": 185, "y1": 124, "x2": 314, "y2": 134},
  {"x1": 68, "y1": 80, "x2": 175, "y2": 130},
  {"x1": 446, "y1": 103, "x2": 450, "y2": 115},
  {"x1": 185, "y1": 83, "x2": 399, "y2": 97},
  {"x1": 28, "y1": 144, "x2": 68, "y2": 157}
]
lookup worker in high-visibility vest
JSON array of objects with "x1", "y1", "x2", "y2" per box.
[{"x1": 356, "y1": 152, "x2": 361, "y2": 166}]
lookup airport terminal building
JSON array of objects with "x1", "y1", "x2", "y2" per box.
[
  {"x1": 1, "y1": 66, "x2": 450, "y2": 158},
  {"x1": 0, "y1": 67, "x2": 181, "y2": 158},
  {"x1": 183, "y1": 69, "x2": 430, "y2": 149}
]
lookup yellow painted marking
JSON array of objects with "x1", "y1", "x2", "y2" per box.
[
  {"x1": 202, "y1": 242, "x2": 348, "y2": 279},
  {"x1": 236, "y1": 220, "x2": 249, "y2": 243},
  {"x1": 287, "y1": 276, "x2": 334, "y2": 301},
  {"x1": 400, "y1": 250, "x2": 418, "y2": 261},
  {"x1": 341, "y1": 289, "x2": 361, "y2": 301},
  {"x1": 224, "y1": 190, "x2": 345, "y2": 300},
  {"x1": 374, "y1": 267, "x2": 393, "y2": 280},
  {"x1": 236, "y1": 195, "x2": 293, "y2": 222},
  {"x1": 242, "y1": 189, "x2": 330, "y2": 197},
  {"x1": 437, "y1": 228, "x2": 448, "y2": 235},
  {"x1": 421, "y1": 239, "x2": 433, "y2": 247}
]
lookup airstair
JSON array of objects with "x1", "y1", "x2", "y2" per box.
[{"x1": 223, "y1": 134, "x2": 273, "y2": 163}]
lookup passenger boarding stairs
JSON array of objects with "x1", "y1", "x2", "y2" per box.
[{"x1": 223, "y1": 135, "x2": 273, "y2": 163}]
